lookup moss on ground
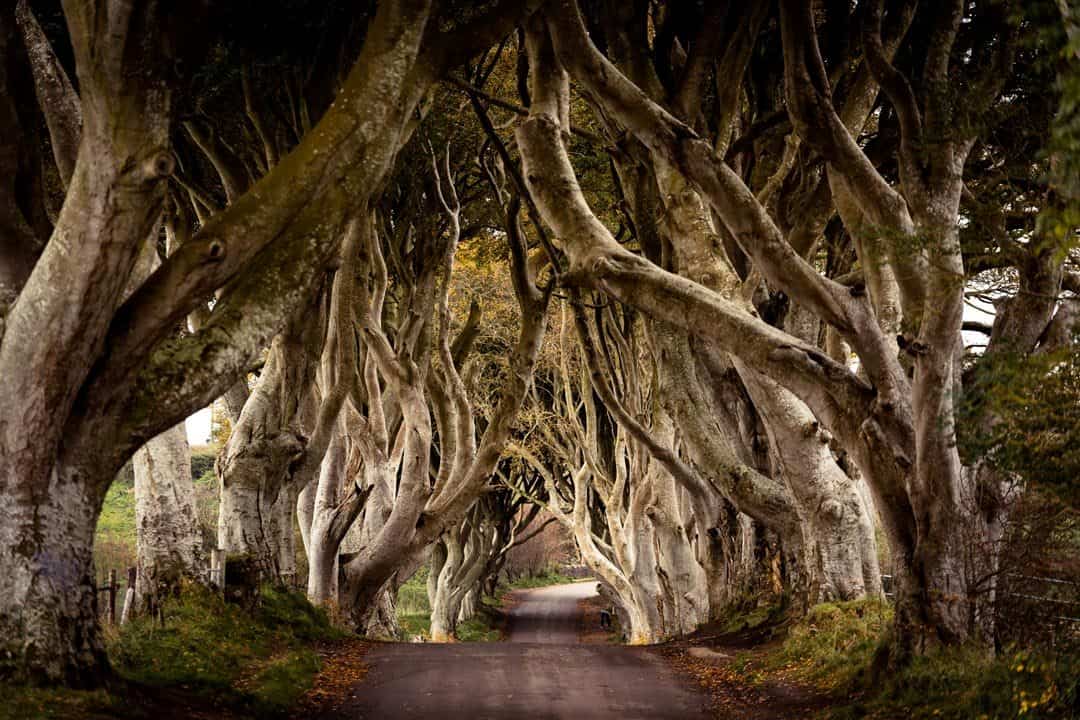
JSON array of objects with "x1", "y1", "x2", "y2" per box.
[
  {"x1": 761, "y1": 598, "x2": 893, "y2": 690},
  {"x1": 112, "y1": 584, "x2": 342, "y2": 716},
  {"x1": 720, "y1": 598, "x2": 1078, "y2": 720},
  {"x1": 0, "y1": 585, "x2": 345, "y2": 720}
]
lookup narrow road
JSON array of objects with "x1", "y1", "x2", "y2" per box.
[
  {"x1": 322, "y1": 581, "x2": 709, "y2": 719},
  {"x1": 504, "y1": 581, "x2": 596, "y2": 643}
]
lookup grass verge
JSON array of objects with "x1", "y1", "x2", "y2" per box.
[
  {"x1": 0, "y1": 584, "x2": 345, "y2": 720},
  {"x1": 714, "y1": 599, "x2": 1078, "y2": 719}
]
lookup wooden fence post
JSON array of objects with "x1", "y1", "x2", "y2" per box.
[{"x1": 108, "y1": 569, "x2": 118, "y2": 625}]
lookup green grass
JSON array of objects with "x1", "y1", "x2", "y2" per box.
[
  {"x1": 740, "y1": 599, "x2": 1078, "y2": 720},
  {"x1": 395, "y1": 567, "x2": 432, "y2": 639},
  {"x1": 94, "y1": 476, "x2": 137, "y2": 584},
  {"x1": 395, "y1": 564, "x2": 546, "y2": 642},
  {"x1": 109, "y1": 584, "x2": 342, "y2": 716},
  {"x1": 395, "y1": 609, "x2": 501, "y2": 643},
  {"x1": 397, "y1": 612, "x2": 431, "y2": 639},
  {"x1": 832, "y1": 645, "x2": 1078, "y2": 720},
  {"x1": 93, "y1": 453, "x2": 221, "y2": 583},
  {"x1": 193, "y1": 468, "x2": 219, "y2": 541},
  {"x1": 245, "y1": 649, "x2": 321, "y2": 711},
  {"x1": 761, "y1": 598, "x2": 892, "y2": 689},
  {"x1": 97, "y1": 479, "x2": 136, "y2": 541},
  {"x1": 396, "y1": 567, "x2": 431, "y2": 616},
  {"x1": 455, "y1": 615, "x2": 502, "y2": 642},
  {"x1": 0, "y1": 585, "x2": 343, "y2": 720}
]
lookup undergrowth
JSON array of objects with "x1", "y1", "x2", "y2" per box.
[
  {"x1": 109, "y1": 584, "x2": 342, "y2": 715},
  {"x1": 455, "y1": 612, "x2": 503, "y2": 642},
  {"x1": 737, "y1": 598, "x2": 1078, "y2": 719},
  {"x1": 833, "y1": 645, "x2": 1078, "y2": 720},
  {"x1": 762, "y1": 598, "x2": 893, "y2": 690},
  {"x1": 0, "y1": 686, "x2": 120, "y2": 720},
  {"x1": 1, "y1": 585, "x2": 343, "y2": 720}
]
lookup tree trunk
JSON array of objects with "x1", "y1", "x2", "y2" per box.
[
  {"x1": 428, "y1": 535, "x2": 463, "y2": 642},
  {"x1": 133, "y1": 422, "x2": 206, "y2": 611},
  {"x1": 216, "y1": 331, "x2": 311, "y2": 576},
  {"x1": 306, "y1": 431, "x2": 347, "y2": 605},
  {"x1": 0, "y1": 467, "x2": 108, "y2": 686},
  {"x1": 457, "y1": 586, "x2": 479, "y2": 623}
]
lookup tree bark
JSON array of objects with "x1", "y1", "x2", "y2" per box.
[
  {"x1": 0, "y1": 466, "x2": 106, "y2": 686},
  {"x1": 133, "y1": 423, "x2": 206, "y2": 611},
  {"x1": 0, "y1": 0, "x2": 174, "y2": 683}
]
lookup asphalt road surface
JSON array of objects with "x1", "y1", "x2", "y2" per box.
[{"x1": 323, "y1": 582, "x2": 709, "y2": 719}]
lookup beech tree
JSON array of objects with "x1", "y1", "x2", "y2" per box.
[
  {"x1": 512, "y1": 0, "x2": 1077, "y2": 660},
  {"x1": 1, "y1": 0, "x2": 1075, "y2": 691},
  {"x1": 0, "y1": 0, "x2": 539, "y2": 687}
]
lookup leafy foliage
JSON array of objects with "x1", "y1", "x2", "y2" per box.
[
  {"x1": 188, "y1": 446, "x2": 218, "y2": 482},
  {"x1": 724, "y1": 600, "x2": 1078, "y2": 719},
  {"x1": 959, "y1": 348, "x2": 1080, "y2": 508},
  {"x1": 833, "y1": 646, "x2": 1078, "y2": 720}
]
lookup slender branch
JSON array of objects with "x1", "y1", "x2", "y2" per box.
[
  {"x1": 15, "y1": 0, "x2": 81, "y2": 188},
  {"x1": 445, "y1": 76, "x2": 604, "y2": 144}
]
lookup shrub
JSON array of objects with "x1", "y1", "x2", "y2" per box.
[
  {"x1": 753, "y1": 599, "x2": 1077, "y2": 720},
  {"x1": 837, "y1": 646, "x2": 1079, "y2": 720},
  {"x1": 189, "y1": 447, "x2": 218, "y2": 482}
]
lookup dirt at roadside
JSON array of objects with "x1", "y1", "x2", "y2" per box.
[
  {"x1": 657, "y1": 624, "x2": 830, "y2": 720},
  {"x1": 291, "y1": 638, "x2": 370, "y2": 719},
  {"x1": 576, "y1": 590, "x2": 622, "y2": 644},
  {"x1": 573, "y1": 593, "x2": 829, "y2": 717}
]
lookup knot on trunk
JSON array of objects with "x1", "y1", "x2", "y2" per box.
[
  {"x1": 207, "y1": 240, "x2": 225, "y2": 262},
  {"x1": 142, "y1": 150, "x2": 175, "y2": 181}
]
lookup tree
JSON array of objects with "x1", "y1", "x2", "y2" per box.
[
  {"x1": 0, "y1": 0, "x2": 540, "y2": 687},
  {"x1": 2, "y1": 0, "x2": 1075, "y2": 689},
  {"x1": 512, "y1": 0, "x2": 1076, "y2": 659}
]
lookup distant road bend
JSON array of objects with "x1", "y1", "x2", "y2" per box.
[{"x1": 324, "y1": 581, "x2": 709, "y2": 719}]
